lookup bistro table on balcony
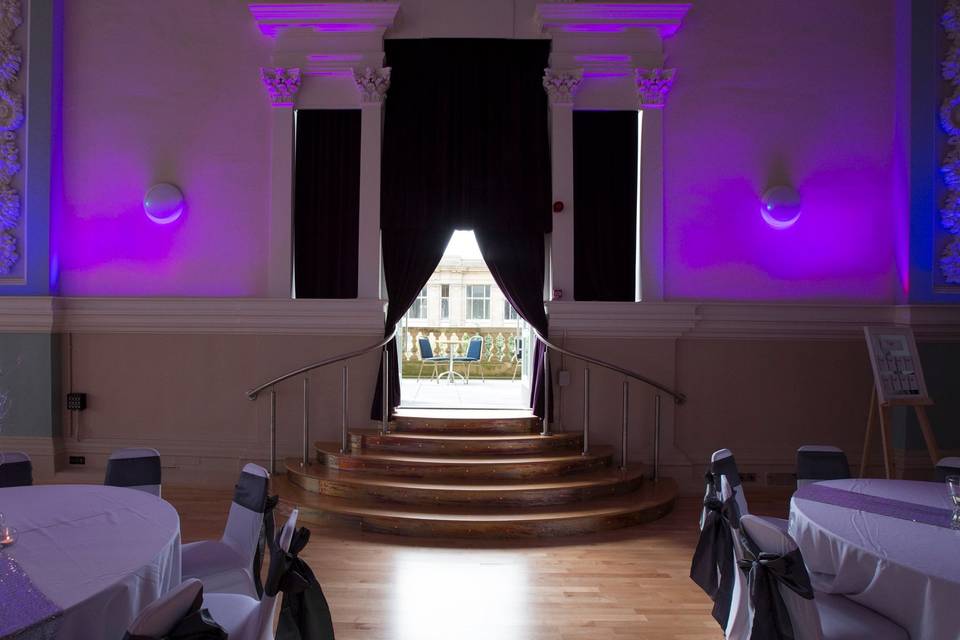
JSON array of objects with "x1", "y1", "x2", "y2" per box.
[{"x1": 435, "y1": 336, "x2": 466, "y2": 383}]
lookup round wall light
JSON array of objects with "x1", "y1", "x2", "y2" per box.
[
  {"x1": 143, "y1": 183, "x2": 185, "y2": 225},
  {"x1": 760, "y1": 185, "x2": 801, "y2": 230}
]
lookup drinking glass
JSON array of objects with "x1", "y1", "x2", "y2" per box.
[{"x1": 947, "y1": 476, "x2": 960, "y2": 507}]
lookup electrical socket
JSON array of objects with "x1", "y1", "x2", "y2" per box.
[{"x1": 68, "y1": 456, "x2": 86, "y2": 465}]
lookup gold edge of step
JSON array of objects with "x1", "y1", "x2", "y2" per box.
[
  {"x1": 314, "y1": 442, "x2": 613, "y2": 465},
  {"x1": 349, "y1": 431, "x2": 580, "y2": 442},
  {"x1": 285, "y1": 459, "x2": 645, "y2": 492},
  {"x1": 276, "y1": 476, "x2": 678, "y2": 524}
]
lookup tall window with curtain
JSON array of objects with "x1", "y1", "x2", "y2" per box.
[
  {"x1": 293, "y1": 109, "x2": 361, "y2": 299},
  {"x1": 572, "y1": 110, "x2": 639, "y2": 301}
]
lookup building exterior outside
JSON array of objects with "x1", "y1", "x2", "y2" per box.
[{"x1": 404, "y1": 256, "x2": 519, "y2": 328}]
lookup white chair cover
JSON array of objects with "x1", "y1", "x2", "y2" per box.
[
  {"x1": 105, "y1": 448, "x2": 162, "y2": 496},
  {"x1": 203, "y1": 509, "x2": 299, "y2": 640},
  {"x1": 796, "y1": 446, "x2": 850, "y2": 488},
  {"x1": 182, "y1": 463, "x2": 270, "y2": 598},
  {"x1": 739, "y1": 515, "x2": 908, "y2": 640},
  {"x1": 125, "y1": 579, "x2": 203, "y2": 638},
  {"x1": 0, "y1": 450, "x2": 32, "y2": 487},
  {"x1": 935, "y1": 456, "x2": 960, "y2": 482}
]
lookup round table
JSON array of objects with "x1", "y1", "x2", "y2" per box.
[
  {"x1": 435, "y1": 338, "x2": 466, "y2": 383},
  {"x1": 0, "y1": 484, "x2": 181, "y2": 640},
  {"x1": 790, "y1": 478, "x2": 960, "y2": 639}
]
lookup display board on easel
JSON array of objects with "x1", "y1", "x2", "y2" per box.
[{"x1": 861, "y1": 326, "x2": 940, "y2": 479}]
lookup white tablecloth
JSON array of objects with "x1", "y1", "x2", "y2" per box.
[
  {"x1": 0, "y1": 484, "x2": 181, "y2": 640},
  {"x1": 790, "y1": 479, "x2": 960, "y2": 639}
]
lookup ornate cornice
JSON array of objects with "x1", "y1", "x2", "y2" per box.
[
  {"x1": 635, "y1": 67, "x2": 676, "y2": 109},
  {"x1": 353, "y1": 67, "x2": 391, "y2": 104},
  {"x1": 542, "y1": 68, "x2": 583, "y2": 105},
  {"x1": 248, "y1": 2, "x2": 401, "y2": 38},
  {"x1": 260, "y1": 67, "x2": 301, "y2": 107},
  {"x1": 0, "y1": 0, "x2": 22, "y2": 277},
  {"x1": 941, "y1": 0, "x2": 960, "y2": 285},
  {"x1": 535, "y1": 3, "x2": 692, "y2": 37}
]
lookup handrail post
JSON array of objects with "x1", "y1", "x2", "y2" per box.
[
  {"x1": 654, "y1": 394, "x2": 662, "y2": 481},
  {"x1": 582, "y1": 368, "x2": 590, "y2": 455},
  {"x1": 381, "y1": 347, "x2": 389, "y2": 435},
  {"x1": 340, "y1": 365, "x2": 349, "y2": 454},
  {"x1": 620, "y1": 380, "x2": 628, "y2": 471},
  {"x1": 541, "y1": 346, "x2": 550, "y2": 436},
  {"x1": 269, "y1": 389, "x2": 277, "y2": 475},
  {"x1": 302, "y1": 377, "x2": 310, "y2": 467}
]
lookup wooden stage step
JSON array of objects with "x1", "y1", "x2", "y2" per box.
[
  {"x1": 315, "y1": 442, "x2": 613, "y2": 480},
  {"x1": 286, "y1": 460, "x2": 645, "y2": 507},
  {"x1": 391, "y1": 409, "x2": 539, "y2": 434},
  {"x1": 350, "y1": 429, "x2": 582, "y2": 456},
  {"x1": 274, "y1": 474, "x2": 678, "y2": 538}
]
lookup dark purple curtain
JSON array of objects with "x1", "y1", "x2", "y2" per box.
[
  {"x1": 573, "y1": 111, "x2": 637, "y2": 301},
  {"x1": 293, "y1": 110, "x2": 360, "y2": 298},
  {"x1": 475, "y1": 229, "x2": 551, "y2": 420},
  {"x1": 370, "y1": 39, "x2": 552, "y2": 420},
  {"x1": 370, "y1": 228, "x2": 452, "y2": 421}
]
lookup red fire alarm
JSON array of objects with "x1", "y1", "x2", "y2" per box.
[{"x1": 553, "y1": 201, "x2": 565, "y2": 213}]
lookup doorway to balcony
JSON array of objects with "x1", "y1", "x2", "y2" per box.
[{"x1": 398, "y1": 230, "x2": 530, "y2": 409}]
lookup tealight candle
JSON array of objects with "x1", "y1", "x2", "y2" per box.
[{"x1": 0, "y1": 525, "x2": 15, "y2": 547}]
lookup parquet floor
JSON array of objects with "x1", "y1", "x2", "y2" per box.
[{"x1": 167, "y1": 485, "x2": 792, "y2": 640}]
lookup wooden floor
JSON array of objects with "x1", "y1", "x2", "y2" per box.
[{"x1": 166, "y1": 484, "x2": 792, "y2": 640}]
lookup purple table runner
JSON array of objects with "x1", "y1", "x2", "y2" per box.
[
  {"x1": 0, "y1": 554, "x2": 62, "y2": 638},
  {"x1": 795, "y1": 483, "x2": 954, "y2": 529}
]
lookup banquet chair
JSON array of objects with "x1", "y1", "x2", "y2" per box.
[
  {"x1": 708, "y1": 448, "x2": 789, "y2": 532},
  {"x1": 416, "y1": 337, "x2": 446, "y2": 381},
  {"x1": 737, "y1": 514, "x2": 908, "y2": 640},
  {"x1": 182, "y1": 463, "x2": 271, "y2": 598},
  {"x1": 124, "y1": 579, "x2": 219, "y2": 639},
  {"x1": 934, "y1": 456, "x2": 960, "y2": 482},
  {"x1": 454, "y1": 336, "x2": 485, "y2": 382},
  {"x1": 202, "y1": 509, "x2": 299, "y2": 640},
  {"x1": 796, "y1": 445, "x2": 850, "y2": 488},
  {"x1": 105, "y1": 448, "x2": 162, "y2": 496},
  {"x1": 0, "y1": 451, "x2": 33, "y2": 487}
]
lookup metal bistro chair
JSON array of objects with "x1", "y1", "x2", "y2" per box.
[
  {"x1": 417, "y1": 337, "x2": 446, "y2": 381},
  {"x1": 511, "y1": 338, "x2": 523, "y2": 381},
  {"x1": 454, "y1": 336, "x2": 485, "y2": 383}
]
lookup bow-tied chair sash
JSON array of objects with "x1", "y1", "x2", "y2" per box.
[
  {"x1": 736, "y1": 532, "x2": 814, "y2": 640},
  {"x1": 690, "y1": 471, "x2": 742, "y2": 629}
]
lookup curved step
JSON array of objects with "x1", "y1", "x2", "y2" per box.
[
  {"x1": 286, "y1": 459, "x2": 645, "y2": 507},
  {"x1": 391, "y1": 409, "x2": 539, "y2": 434},
  {"x1": 350, "y1": 430, "x2": 582, "y2": 456},
  {"x1": 274, "y1": 475, "x2": 678, "y2": 538},
  {"x1": 315, "y1": 443, "x2": 613, "y2": 480}
]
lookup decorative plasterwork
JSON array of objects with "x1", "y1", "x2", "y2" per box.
[
  {"x1": 635, "y1": 67, "x2": 676, "y2": 109},
  {"x1": 942, "y1": 0, "x2": 960, "y2": 284},
  {"x1": 542, "y1": 68, "x2": 583, "y2": 105},
  {"x1": 247, "y1": 2, "x2": 401, "y2": 38},
  {"x1": 260, "y1": 67, "x2": 301, "y2": 106},
  {"x1": 353, "y1": 67, "x2": 391, "y2": 104},
  {"x1": 0, "y1": 0, "x2": 21, "y2": 276},
  {"x1": 535, "y1": 3, "x2": 692, "y2": 36}
]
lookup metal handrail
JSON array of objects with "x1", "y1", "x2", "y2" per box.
[
  {"x1": 246, "y1": 329, "x2": 397, "y2": 400},
  {"x1": 532, "y1": 329, "x2": 686, "y2": 404},
  {"x1": 533, "y1": 329, "x2": 684, "y2": 481}
]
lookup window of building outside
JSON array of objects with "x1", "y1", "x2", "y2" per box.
[
  {"x1": 441, "y1": 284, "x2": 450, "y2": 320},
  {"x1": 466, "y1": 284, "x2": 491, "y2": 320},
  {"x1": 504, "y1": 300, "x2": 518, "y2": 320},
  {"x1": 410, "y1": 287, "x2": 428, "y2": 320}
]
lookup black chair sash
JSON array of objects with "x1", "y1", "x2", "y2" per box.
[
  {"x1": 0, "y1": 459, "x2": 32, "y2": 488},
  {"x1": 253, "y1": 494, "x2": 279, "y2": 598},
  {"x1": 105, "y1": 456, "x2": 161, "y2": 488},
  {"x1": 124, "y1": 588, "x2": 227, "y2": 640},
  {"x1": 264, "y1": 515, "x2": 336, "y2": 639},
  {"x1": 690, "y1": 471, "x2": 741, "y2": 629},
  {"x1": 736, "y1": 531, "x2": 814, "y2": 640}
]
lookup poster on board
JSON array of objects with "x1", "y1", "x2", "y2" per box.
[{"x1": 863, "y1": 326, "x2": 929, "y2": 404}]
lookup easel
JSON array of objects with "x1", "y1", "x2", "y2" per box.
[
  {"x1": 859, "y1": 326, "x2": 939, "y2": 479},
  {"x1": 858, "y1": 389, "x2": 939, "y2": 479}
]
